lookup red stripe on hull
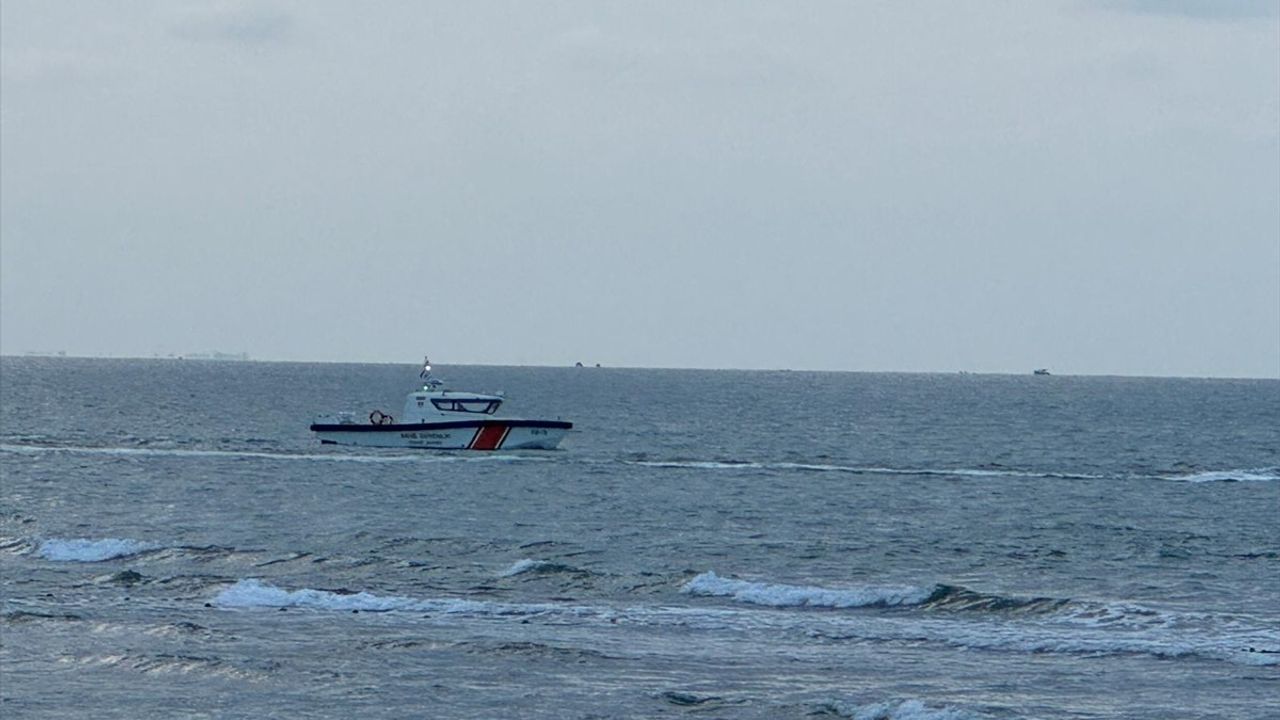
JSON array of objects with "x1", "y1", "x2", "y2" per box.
[{"x1": 469, "y1": 424, "x2": 509, "y2": 450}]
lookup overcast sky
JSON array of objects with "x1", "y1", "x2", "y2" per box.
[{"x1": 2, "y1": 1, "x2": 1277, "y2": 377}]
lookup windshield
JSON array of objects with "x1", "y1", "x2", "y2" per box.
[{"x1": 432, "y1": 399, "x2": 500, "y2": 414}]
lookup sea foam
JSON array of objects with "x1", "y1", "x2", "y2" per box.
[
  {"x1": 682, "y1": 571, "x2": 936, "y2": 608},
  {"x1": 500, "y1": 559, "x2": 552, "y2": 577},
  {"x1": 1162, "y1": 467, "x2": 1280, "y2": 483},
  {"x1": 213, "y1": 579, "x2": 566, "y2": 616},
  {"x1": 37, "y1": 538, "x2": 157, "y2": 562},
  {"x1": 628, "y1": 457, "x2": 1280, "y2": 484},
  {"x1": 832, "y1": 699, "x2": 981, "y2": 720},
  {"x1": 498, "y1": 558, "x2": 587, "y2": 578},
  {"x1": 627, "y1": 458, "x2": 1103, "y2": 481}
]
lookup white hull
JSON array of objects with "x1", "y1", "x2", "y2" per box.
[
  {"x1": 312, "y1": 422, "x2": 569, "y2": 450},
  {"x1": 311, "y1": 358, "x2": 572, "y2": 451}
]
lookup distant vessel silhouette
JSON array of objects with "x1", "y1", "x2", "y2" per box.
[{"x1": 310, "y1": 355, "x2": 572, "y2": 450}]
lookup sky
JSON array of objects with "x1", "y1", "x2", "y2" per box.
[{"x1": 2, "y1": 1, "x2": 1277, "y2": 377}]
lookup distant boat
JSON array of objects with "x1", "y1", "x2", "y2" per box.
[
  {"x1": 1033, "y1": 368, "x2": 1051, "y2": 376},
  {"x1": 309, "y1": 356, "x2": 572, "y2": 450}
]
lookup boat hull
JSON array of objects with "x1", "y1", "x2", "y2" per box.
[{"x1": 309, "y1": 419, "x2": 571, "y2": 450}]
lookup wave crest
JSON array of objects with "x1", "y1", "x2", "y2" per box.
[
  {"x1": 921, "y1": 585, "x2": 1070, "y2": 615},
  {"x1": 822, "y1": 699, "x2": 982, "y2": 720},
  {"x1": 37, "y1": 538, "x2": 157, "y2": 562},
  {"x1": 213, "y1": 579, "x2": 565, "y2": 616},
  {"x1": 1162, "y1": 467, "x2": 1279, "y2": 483},
  {"x1": 681, "y1": 571, "x2": 936, "y2": 608},
  {"x1": 499, "y1": 558, "x2": 588, "y2": 578}
]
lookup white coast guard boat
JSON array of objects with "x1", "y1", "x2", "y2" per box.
[{"x1": 310, "y1": 358, "x2": 572, "y2": 450}]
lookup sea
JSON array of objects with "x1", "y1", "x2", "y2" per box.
[{"x1": 1, "y1": 357, "x2": 1277, "y2": 719}]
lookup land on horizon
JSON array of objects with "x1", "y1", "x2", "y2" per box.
[{"x1": 4, "y1": 351, "x2": 1276, "y2": 381}]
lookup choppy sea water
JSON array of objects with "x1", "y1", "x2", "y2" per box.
[{"x1": 1, "y1": 357, "x2": 1277, "y2": 719}]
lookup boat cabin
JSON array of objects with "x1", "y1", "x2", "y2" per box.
[{"x1": 402, "y1": 386, "x2": 503, "y2": 423}]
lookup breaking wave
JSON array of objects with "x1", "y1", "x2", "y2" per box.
[
  {"x1": 682, "y1": 572, "x2": 1073, "y2": 616},
  {"x1": 213, "y1": 579, "x2": 574, "y2": 617},
  {"x1": 815, "y1": 698, "x2": 983, "y2": 720},
  {"x1": 682, "y1": 571, "x2": 935, "y2": 608},
  {"x1": 37, "y1": 538, "x2": 158, "y2": 562},
  {"x1": 680, "y1": 572, "x2": 1280, "y2": 667},
  {"x1": 921, "y1": 585, "x2": 1070, "y2": 615},
  {"x1": 207, "y1": 575, "x2": 1279, "y2": 668},
  {"x1": 682, "y1": 571, "x2": 1256, "y2": 626},
  {"x1": 498, "y1": 558, "x2": 588, "y2": 577}
]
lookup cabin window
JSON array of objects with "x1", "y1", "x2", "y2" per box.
[{"x1": 432, "y1": 399, "x2": 500, "y2": 414}]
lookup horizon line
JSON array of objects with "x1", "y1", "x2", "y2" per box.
[{"x1": 2, "y1": 352, "x2": 1277, "y2": 382}]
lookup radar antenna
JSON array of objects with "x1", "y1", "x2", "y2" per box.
[{"x1": 419, "y1": 355, "x2": 444, "y2": 389}]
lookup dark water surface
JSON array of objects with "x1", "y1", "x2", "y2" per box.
[{"x1": 2, "y1": 358, "x2": 1277, "y2": 719}]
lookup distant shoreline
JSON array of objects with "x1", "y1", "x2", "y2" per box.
[{"x1": 1, "y1": 353, "x2": 1276, "y2": 381}]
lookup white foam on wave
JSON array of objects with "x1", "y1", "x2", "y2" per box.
[
  {"x1": 834, "y1": 699, "x2": 981, "y2": 720},
  {"x1": 499, "y1": 558, "x2": 552, "y2": 577},
  {"x1": 632, "y1": 460, "x2": 766, "y2": 470},
  {"x1": 628, "y1": 457, "x2": 1104, "y2": 481},
  {"x1": 1161, "y1": 467, "x2": 1280, "y2": 483},
  {"x1": 628, "y1": 458, "x2": 1280, "y2": 485},
  {"x1": 209, "y1": 580, "x2": 1278, "y2": 667},
  {"x1": 213, "y1": 579, "x2": 567, "y2": 616},
  {"x1": 682, "y1": 571, "x2": 935, "y2": 609},
  {"x1": 37, "y1": 538, "x2": 157, "y2": 562},
  {"x1": 797, "y1": 600, "x2": 1280, "y2": 668},
  {"x1": 679, "y1": 572, "x2": 1280, "y2": 666},
  {"x1": 0, "y1": 443, "x2": 547, "y2": 465}
]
